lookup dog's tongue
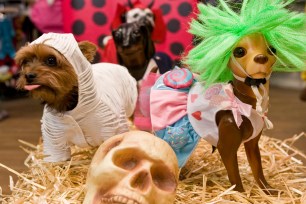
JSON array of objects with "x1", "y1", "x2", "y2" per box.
[{"x1": 24, "y1": 85, "x2": 41, "y2": 91}]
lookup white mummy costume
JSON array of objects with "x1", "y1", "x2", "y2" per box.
[{"x1": 31, "y1": 33, "x2": 137, "y2": 162}]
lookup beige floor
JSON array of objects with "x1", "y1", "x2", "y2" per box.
[{"x1": 0, "y1": 85, "x2": 305, "y2": 194}]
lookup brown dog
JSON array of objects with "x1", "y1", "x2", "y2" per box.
[
  {"x1": 149, "y1": 33, "x2": 278, "y2": 195},
  {"x1": 16, "y1": 33, "x2": 137, "y2": 162},
  {"x1": 112, "y1": 20, "x2": 155, "y2": 81},
  {"x1": 15, "y1": 42, "x2": 94, "y2": 112}
]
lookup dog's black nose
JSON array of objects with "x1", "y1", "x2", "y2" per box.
[
  {"x1": 254, "y1": 54, "x2": 268, "y2": 64},
  {"x1": 25, "y1": 73, "x2": 37, "y2": 83}
]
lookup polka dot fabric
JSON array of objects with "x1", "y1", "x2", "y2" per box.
[
  {"x1": 157, "y1": 0, "x2": 196, "y2": 63},
  {"x1": 62, "y1": 0, "x2": 197, "y2": 63}
]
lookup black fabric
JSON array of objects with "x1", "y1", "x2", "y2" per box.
[
  {"x1": 244, "y1": 77, "x2": 266, "y2": 87},
  {"x1": 153, "y1": 52, "x2": 173, "y2": 74}
]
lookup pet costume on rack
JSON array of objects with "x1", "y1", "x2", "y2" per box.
[
  {"x1": 31, "y1": 33, "x2": 137, "y2": 162},
  {"x1": 150, "y1": 0, "x2": 306, "y2": 168},
  {"x1": 0, "y1": 15, "x2": 15, "y2": 60},
  {"x1": 29, "y1": 0, "x2": 64, "y2": 33}
]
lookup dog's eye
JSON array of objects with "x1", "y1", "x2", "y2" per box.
[
  {"x1": 146, "y1": 13, "x2": 153, "y2": 18},
  {"x1": 233, "y1": 47, "x2": 247, "y2": 58},
  {"x1": 45, "y1": 56, "x2": 57, "y2": 66},
  {"x1": 267, "y1": 46, "x2": 277, "y2": 55},
  {"x1": 133, "y1": 13, "x2": 139, "y2": 19}
]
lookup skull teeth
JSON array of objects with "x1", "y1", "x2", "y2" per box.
[{"x1": 101, "y1": 195, "x2": 140, "y2": 204}]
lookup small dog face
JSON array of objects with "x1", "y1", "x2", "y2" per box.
[
  {"x1": 229, "y1": 33, "x2": 277, "y2": 79},
  {"x1": 113, "y1": 22, "x2": 145, "y2": 56},
  {"x1": 112, "y1": 20, "x2": 155, "y2": 81},
  {"x1": 15, "y1": 41, "x2": 97, "y2": 112}
]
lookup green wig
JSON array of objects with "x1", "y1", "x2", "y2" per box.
[{"x1": 185, "y1": 0, "x2": 306, "y2": 86}]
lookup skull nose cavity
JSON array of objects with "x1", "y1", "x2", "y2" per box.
[
  {"x1": 131, "y1": 171, "x2": 151, "y2": 191},
  {"x1": 254, "y1": 54, "x2": 268, "y2": 64},
  {"x1": 25, "y1": 73, "x2": 37, "y2": 83}
]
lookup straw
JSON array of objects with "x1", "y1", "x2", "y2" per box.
[{"x1": 0, "y1": 133, "x2": 305, "y2": 204}]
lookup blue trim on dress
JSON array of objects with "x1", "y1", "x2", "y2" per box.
[
  {"x1": 155, "y1": 115, "x2": 200, "y2": 167},
  {"x1": 152, "y1": 68, "x2": 200, "y2": 167}
]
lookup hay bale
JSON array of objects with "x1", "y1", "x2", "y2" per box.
[{"x1": 1, "y1": 133, "x2": 306, "y2": 204}]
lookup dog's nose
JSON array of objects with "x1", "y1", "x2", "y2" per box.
[
  {"x1": 25, "y1": 73, "x2": 37, "y2": 83},
  {"x1": 254, "y1": 54, "x2": 268, "y2": 64}
]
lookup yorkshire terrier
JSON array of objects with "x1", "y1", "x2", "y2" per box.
[
  {"x1": 16, "y1": 42, "x2": 85, "y2": 113},
  {"x1": 15, "y1": 33, "x2": 137, "y2": 162}
]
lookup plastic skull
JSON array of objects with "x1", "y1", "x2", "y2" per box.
[{"x1": 83, "y1": 131, "x2": 179, "y2": 204}]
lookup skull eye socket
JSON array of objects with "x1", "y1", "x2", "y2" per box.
[
  {"x1": 120, "y1": 157, "x2": 138, "y2": 170},
  {"x1": 233, "y1": 47, "x2": 247, "y2": 58},
  {"x1": 151, "y1": 165, "x2": 177, "y2": 192},
  {"x1": 113, "y1": 149, "x2": 139, "y2": 170}
]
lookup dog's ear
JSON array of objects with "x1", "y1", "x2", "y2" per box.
[{"x1": 78, "y1": 41, "x2": 97, "y2": 62}]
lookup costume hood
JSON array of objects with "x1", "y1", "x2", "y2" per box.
[{"x1": 30, "y1": 33, "x2": 90, "y2": 75}]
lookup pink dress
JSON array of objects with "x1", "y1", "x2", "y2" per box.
[{"x1": 150, "y1": 68, "x2": 265, "y2": 167}]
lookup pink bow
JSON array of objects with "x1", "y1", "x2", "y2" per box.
[
  {"x1": 210, "y1": 86, "x2": 252, "y2": 127},
  {"x1": 224, "y1": 88, "x2": 252, "y2": 127}
]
